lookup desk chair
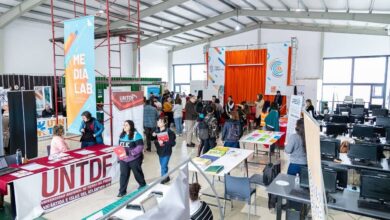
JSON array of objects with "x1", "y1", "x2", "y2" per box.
[
  {"x1": 344, "y1": 96, "x2": 353, "y2": 104},
  {"x1": 355, "y1": 98, "x2": 364, "y2": 105},
  {"x1": 5, "y1": 154, "x2": 17, "y2": 166},
  {"x1": 224, "y1": 175, "x2": 257, "y2": 219}
]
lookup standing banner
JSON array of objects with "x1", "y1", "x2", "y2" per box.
[
  {"x1": 286, "y1": 95, "x2": 303, "y2": 142},
  {"x1": 104, "y1": 91, "x2": 144, "y2": 145},
  {"x1": 265, "y1": 42, "x2": 290, "y2": 95},
  {"x1": 13, "y1": 151, "x2": 120, "y2": 220},
  {"x1": 207, "y1": 47, "x2": 225, "y2": 104},
  {"x1": 303, "y1": 111, "x2": 327, "y2": 220},
  {"x1": 37, "y1": 117, "x2": 67, "y2": 140},
  {"x1": 64, "y1": 16, "x2": 96, "y2": 134}
]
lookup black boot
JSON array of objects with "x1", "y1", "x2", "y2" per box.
[{"x1": 160, "y1": 176, "x2": 170, "y2": 184}]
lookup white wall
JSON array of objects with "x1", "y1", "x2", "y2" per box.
[
  {"x1": 324, "y1": 33, "x2": 390, "y2": 58},
  {"x1": 2, "y1": 19, "x2": 168, "y2": 81},
  {"x1": 140, "y1": 44, "x2": 169, "y2": 81},
  {"x1": 172, "y1": 44, "x2": 205, "y2": 64}
]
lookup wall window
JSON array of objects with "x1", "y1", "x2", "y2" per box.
[
  {"x1": 321, "y1": 56, "x2": 388, "y2": 110},
  {"x1": 173, "y1": 63, "x2": 206, "y2": 95}
]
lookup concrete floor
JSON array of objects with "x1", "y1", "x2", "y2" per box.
[{"x1": 8, "y1": 133, "x2": 377, "y2": 220}]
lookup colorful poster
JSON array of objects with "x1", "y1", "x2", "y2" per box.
[
  {"x1": 207, "y1": 47, "x2": 225, "y2": 104},
  {"x1": 34, "y1": 86, "x2": 53, "y2": 117},
  {"x1": 145, "y1": 85, "x2": 160, "y2": 98},
  {"x1": 37, "y1": 117, "x2": 67, "y2": 139},
  {"x1": 104, "y1": 91, "x2": 144, "y2": 145},
  {"x1": 64, "y1": 16, "x2": 96, "y2": 134},
  {"x1": 13, "y1": 152, "x2": 120, "y2": 220},
  {"x1": 265, "y1": 42, "x2": 290, "y2": 95}
]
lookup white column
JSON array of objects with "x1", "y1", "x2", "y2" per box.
[{"x1": 168, "y1": 50, "x2": 173, "y2": 90}]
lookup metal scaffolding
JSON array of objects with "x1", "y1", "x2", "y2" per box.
[{"x1": 49, "y1": 0, "x2": 141, "y2": 145}]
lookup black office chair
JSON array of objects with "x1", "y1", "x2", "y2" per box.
[{"x1": 5, "y1": 154, "x2": 17, "y2": 166}]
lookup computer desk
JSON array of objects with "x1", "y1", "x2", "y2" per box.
[
  {"x1": 321, "y1": 153, "x2": 390, "y2": 173},
  {"x1": 267, "y1": 174, "x2": 390, "y2": 220}
]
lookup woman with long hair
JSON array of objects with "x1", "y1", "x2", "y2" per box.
[
  {"x1": 255, "y1": 94, "x2": 264, "y2": 128},
  {"x1": 285, "y1": 118, "x2": 307, "y2": 175},
  {"x1": 117, "y1": 120, "x2": 146, "y2": 197}
]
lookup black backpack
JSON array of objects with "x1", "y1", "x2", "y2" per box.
[
  {"x1": 197, "y1": 120, "x2": 210, "y2": 140},
  {"x1": 262, "y1": 162, "x2": 281, "y2": 209}
]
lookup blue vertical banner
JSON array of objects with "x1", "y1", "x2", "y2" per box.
[{"x1": 64, "y1": 16, "x2": 96, "y2": 134}]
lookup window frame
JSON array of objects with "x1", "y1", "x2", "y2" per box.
[{"x1": 173, "y1": 63, "x2": 206, "y2": 94}]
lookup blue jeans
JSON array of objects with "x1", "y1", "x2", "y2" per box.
[
  {"x1": 159, "y1": 155, "x2": 170, "y2": 176},
  {"x1": 224, "y1": 141, "x2": 240, "y2": 148},
  {"x1": 287, "y1": 163, "x2": 303, "y2": 176},
  {"x1": 174, "y1": 117, "x2": 182, "y2": 134},
  {"x1": 81, "y1": 141, "x2": 96, "y2": 148}
]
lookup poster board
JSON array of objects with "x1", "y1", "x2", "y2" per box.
[
  {"x1": 286, "y1": 95, "x2": 303, "y2": 142},
  {"x1": 265, "y1": 42, "x2": 290, "y2": 95},
  {"x1": 207, "y1": 47, "x2": 225, "y2": 105},
  {"x1": 103, "y1": 91, "x2": 144, "y2": 145},
  {"x1": 34, "y1": 86, "x2": 53, "y2": 117},
  {"x1": 303, "y1": 111, "x2": 327, "y2": 220}
]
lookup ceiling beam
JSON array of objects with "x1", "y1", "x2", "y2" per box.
[
  {"x1": 95, "y1": 0, "x2": 188, "y2": 32},
  {"x1": 0, "y1": 0, "x2": 46, "y2": 28},
  {"x1": 140, "y1": 10, "x2": 236, "y2": 46},
  {"x1": 243, "y1": 9, "x2": 390, "y2": 24},
  {"x1": 171, "y1": 22, "x2": 388, "y2": 51},
  {"x1": 141, "y1": 9, "x2": 390, "y2": 46}
]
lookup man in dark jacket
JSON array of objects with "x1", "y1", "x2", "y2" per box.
[
  {"x1": 274, "y1": 90, "x2": 283, "y2": 109},
  {"x1": 185, "y1": 96, "x2": 198, "y2": 147},
  {"x1": 143, "y1": 99, "x2": 159, "y2": 152}
]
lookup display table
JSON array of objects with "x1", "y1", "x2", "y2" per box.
[
  {"x1": 188, "y1": 147, "x2": 253, "y2": 177},
  {"x1": 240, "y1": 130, "x2": 284, "y2": 164},
  {"x1": 0, "y1": 145, "x2": 119, "y2": 220},
  {"x1": 37, "y1": 116, "x2": 67, "y2": 140}
]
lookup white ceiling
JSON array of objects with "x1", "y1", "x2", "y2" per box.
[{"x1": 0, "y1": 0, "x2": 389, "y2": 49}]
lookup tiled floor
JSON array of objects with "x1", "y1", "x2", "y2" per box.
[{"x1": 5, "y1": 133, "x2": 378, "y2": 219}]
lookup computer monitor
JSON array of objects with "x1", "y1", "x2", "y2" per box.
[
  {"x1": 352, "y1": 125, "x2": 375, "y2": 139},
  {"x1": 375, "y1": 117, "x2": 390, "y2": 128},
  {"x1": 320, "y1": 140, "x2": 339, "y2": 159},
  {"x1": 360, "y1": 174, "x2": 390, "y2": 202},
  {"x1": 339, "y1": 107, "x2": 351, "y2": 116},
  {"x1": 353, "y1": 104, "x2": 365, "y2": 109},
  {"x1": 369, "y1": 104, "x2": 382, "y2": 110},
  {"x1": 326, "y1": 123, "x2": 347, "y2": 137},
  {"x1": 348, "y1": 143, "x2": 379, "y2": 162},
  {"x1": 330, "y1": 115, "x2": 349, "y2": 124},
  {"x1": 372, "y1": 108, "x2": 389, "y2": 117},
  {"x1": 351, "y1": 108, "x2": 364, "y2": 116},
  {"x1": 299, "y1": 166, "x2": 338, "y2": 193},
  {"x1": 323, "y1": 168, "x2": 338, "y2": 193}
]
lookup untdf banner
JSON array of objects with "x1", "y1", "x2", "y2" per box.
[
  {"x1": 265, "y1": 42, "x2": 290, "y2": 95},
  {"x1": 64, "y1": 16, "x2": 96, "y2": 134}
]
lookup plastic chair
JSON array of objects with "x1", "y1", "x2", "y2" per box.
[
  {"x1": 249, "y1": 174, "x2": 264, "y2": 186},
  {"x1": 343, "y1": 96, "x2": 353, "y2": 104},
  {"x1": 5, "y1": 154, "x2": 17, "y2": 166},
  {"x1": 355, "y1": 98, "x2": 364, "y2": 105},
  {"x1": 224, "y1": 174, "x2": 257, "y2": 219}
]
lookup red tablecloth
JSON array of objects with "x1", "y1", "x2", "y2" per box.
[
  {"x1": 0, "y1": 144, "x2": 109, "y2": 195},
  {"x1": 278, "y1": 121, "x2": 287, "y2": 148}
]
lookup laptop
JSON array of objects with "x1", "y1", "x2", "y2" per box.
[{"x1": 0, "y1": 156, "x2": 19, "y2": 176}]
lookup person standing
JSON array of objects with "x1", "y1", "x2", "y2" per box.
[
  {"x1": 117, "y1": 120, "x2": 146, "y2": 197},
  {"x1": 185, "y1": 96, "x2": 198, "y2": 147},
  {"x1": 50, "y1": 125, "x2": 70, "y2": 155},
  {"x1": 285, "y1": 118, "x2": 307, "y2": 175},
  {"x1": 273, "y1": 90, "x2": 283, "y2": 109},
  {"x1": 143, "y1": 100, "x2": 159, "y2": 152},
  {"x1": 305, "y1": 99, "x2": 316, "y2": 117},
  {"x1": 153, "y1": 117, "x2": 176, "y2": 184},
  {"x1": 265, "y1": 102, "x2": 280, "y2": 131},
  {"x1": 79, "y1": 111, "x2": 104, "y2": 148},
  {"x1": 224, "y1": 96, "x2": 235, "y2": 118},
  {"x1": 255, "y1": 94, "x2": 264, "y2": 128},
  {"x1": 172, "y1": 98, "x2": 183, "y2": 136},
  {"x1": 222, "y1": 111, "x2": 242, "y2": 148},
  {"x1": 195, "y1": 106, "x2": 218, "y2": 154},
  {"x1": 163, "y1": 97, "x2": 174, "y2": 128}
]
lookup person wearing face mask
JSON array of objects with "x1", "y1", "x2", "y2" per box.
[
  {"x1": 79, "y1": 111, "x2": 104, "y2": 148},
  {"x1": 117, "y1": 120, "x2": 146, "y2": 197}
]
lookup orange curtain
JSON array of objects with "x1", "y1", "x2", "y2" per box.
[{"x1": 224, "y1": 49, "x2": 288, "y2": 115}]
